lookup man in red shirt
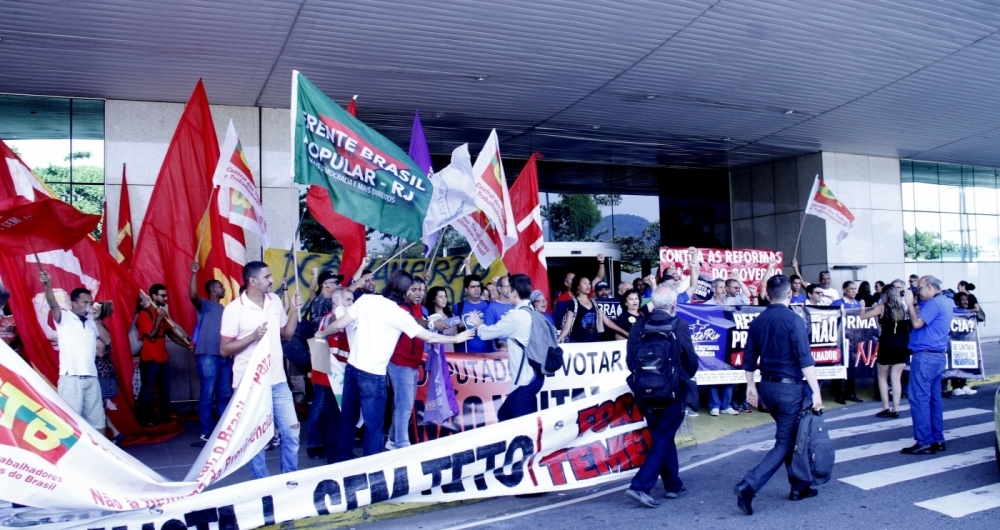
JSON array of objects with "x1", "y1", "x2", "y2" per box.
[
  {"x1": 385, "y1": 277, "x2": 430, "y2": 450},
  {"x1": 307, "y1": 288, "x2": 352, "y2": 463},
  {"x1": 137, "y1": 283, "x2": 190, "y2": 426}
]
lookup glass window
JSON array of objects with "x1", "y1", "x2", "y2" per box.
[
  {"x1": 938, "y1": 164, "x2": 961, "y2": 213},
  {"x1": 940, "y1": 213, "x2": 964, "y2": 261},
  {"x1": 911, "y1": 161, "x2": 939, "y2": 212},
  {"x1": 974, "y1": 214, "x2": 1000, "y2": 261},
  {"x1": 913, "y1": 212, "x2": 942, "y2": 261},
  {"x1": 974, "y1": 167, "x2": 996, "y2": 215},
  {"x1": 903, "y1": 211, "x2": 917, "y2": 262}
]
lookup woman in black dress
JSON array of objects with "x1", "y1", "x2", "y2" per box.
[
  {"x1": 860, "y1": 280, "x2": 910, "y2": 417},
  {"x1": 614, "y1": 290, "x2": 645, "y2": 340}
]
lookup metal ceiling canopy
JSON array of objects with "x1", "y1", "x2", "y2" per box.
[{"x1": 4, "y1": 0, "x2": 1000, "y2": 170}]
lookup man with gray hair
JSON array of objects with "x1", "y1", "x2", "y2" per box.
[
  {"x1": 735, "y1": 275, "x2": 823, "y2": 515},
  {"x1": 901, "y1": 275, "x2": 953, "y2": 455},
  {"x1": 624, "y1": 285, "x2": 699, "y2": 508}
]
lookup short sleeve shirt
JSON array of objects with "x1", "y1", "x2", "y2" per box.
[
  {"x1": 346, "y1": 294, "x2": 425, "y2": 375},
  {"x1": 56, "y1": 312, "x2": 99, "y2": 377},
  {"x1": 455, "y1": 300, "x2": 492, "y2": 353},
  {"x1": 220, "y1": 292, "x2": 289, "y2": 388},
  {"x1": 195, "y1": 299, "x2": 224, "y2": 356},
  {"x1": 830, "y1": 298, "x2": 861, "y2": 309},
  {"x1": 137, "y1": 307, "x2": 169, "y2": 363},
  {"x1": 909, "y1": 294, "x2": 955, "y2": 352}
]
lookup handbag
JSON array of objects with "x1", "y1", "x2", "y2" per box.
[{"x1": 96, "y1": 348, "x2": 118, "y2": 400}]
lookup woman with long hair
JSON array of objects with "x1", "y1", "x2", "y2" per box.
[
  {"x1": 558, "y1": 275, "x2": 626, "y2": 343},
  {"x1": 614, "y1": 290, "x2": 644, "y2": 340},
  {"x1": 858, "y1": 281, "x2": 876, "y2": 307},
  {"x1": 424, "y1": 286, "x2": 458, "y2": 351},
  {"x1": 860, "y1": 279, "x2": 910, "y2": 417}
]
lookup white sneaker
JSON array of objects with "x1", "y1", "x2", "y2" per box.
[
  {"x1": 685, "y1": 408, "x2": 699, "y2": 417},
  {"x1": 721, "y1": 407, "x2": 740, "y2": 415},
  {"x1": 961, "y1": 387, "x2": 977, "y2": 395},
  {"x1": 951, "y1": 387, "x2": 967, "y2": 396},
  {"x1": 385, "y1": 440, "x2": 399, "y2": 451},
  {"x1": 710, "y1": 408, "x2": 720, "y2": 417}
]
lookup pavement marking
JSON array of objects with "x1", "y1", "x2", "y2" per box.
[
  {"x1": 834, "y1": 422, "x2": 996, "y2": 463},
  {"x1": 443, "y1": 448, "x2": 748, "y2": 529},
  {"x1": 825, "y1": 405, "x2": 910, "y2": 423},
  {"x1": 839, "y1": 448, "x2": 995, "y2": 490},
  {"x1": 828, "y1": 408, "x2": 990, "y2": 440},
  {"x1": 914, "y1": 482, "x2": 1000, "y2": 518}
]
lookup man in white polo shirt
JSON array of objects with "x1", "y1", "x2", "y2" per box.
[
  {"x1": 321, "y1": 270, "x2": 474, "y2": 462},
  {"x1": 41, "y1": 271, "x2": 110, "y2": 431},
  {"x1": 220, "y1": 261, "x2": 303, "y2": 479}
]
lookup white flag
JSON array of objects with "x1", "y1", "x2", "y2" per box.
[
  {"x1": 213, "y1": 120, "x2": 270, "y2": 248},
  {"x1": 421, "y1": 144, "x2": 478, "y2": 250}
]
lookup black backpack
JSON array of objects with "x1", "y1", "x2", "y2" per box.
[
  {"x1": 626, "y1": 318, "x2": 682, "y2": 402},
  {"x1": 789, "y1": 406, "x2": 835, "y2": 486}
]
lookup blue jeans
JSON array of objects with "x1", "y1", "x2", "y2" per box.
[
  {"x1": 196, "y1": 355, "x2": 233, "y2": 437},
  {"x1": 306, "y1": 382, "x2": 328, "y2": 450},
  {"x1": 249, "y1": 383, "x2": 300, "y2": 479},
  {"x1": 387, "y1": 362, "x2": 417, "y2": 448},
  {"x1": 740, "y1": 382, "x2": 810, "y2": 492},
  {"x1": 497, "y1": 369, "x2": 544, "y2": 422},
  {"x1": 909, "y1": 352, "x2": 946, "y2": 445},
  {"x1": 334, "y1": 364, "x2": 387, "y2": 462},
  {"x1": 631, "y1": 398, "x2": 685, "y2": 494},
  {"x1": 709, "y1": 385, "x2": 733, "y2": 410}
]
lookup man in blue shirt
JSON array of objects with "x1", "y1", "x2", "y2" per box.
[
  {"x1": 735, "y1": 275, "x2": 823, "y2": 515},
  {"x1": 189, "y1": 262, "x2": 231, "y2": 441},
  {"x1": 456, "y1": 274, "x2": 492, "y2": 353},
  {"x1": 830, "y1": 281, "x2": 862, "y2": 309},
  {"x1": 902, "y1": 275, "x2": 954, "y2": 455},
  {"x1": 830, "y1": 280, "x2": 863, "y2": 404}
]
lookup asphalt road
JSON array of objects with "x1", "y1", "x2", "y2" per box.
[{"x1": 358, "y1": 383, "x2": 1000, "y2": 530}]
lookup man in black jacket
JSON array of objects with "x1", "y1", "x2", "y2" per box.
[
  {"x1": 734, "y1": 275, "x2": 824, "y2": 515},
  {"x1": 624, "y1": 285, "x2": 699, "y2": 508}
]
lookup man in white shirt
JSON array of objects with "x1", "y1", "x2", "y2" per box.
[
  {"x1": 41, "y1": 271, "x2": 110, "y2": 431},
  {"x1": 466, "y1": 274, "x2": 545, "y2": 421},
  {"x1": 322, "y1": 270, "x2": 474, "y2": 461},
  {"x1": 220, "y1": 261, "x2": 303, "y2": 479}
]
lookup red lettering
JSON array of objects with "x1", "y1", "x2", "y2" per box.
[{"x1": 539, "y1": 449, "x2": 571, "y2": 485}]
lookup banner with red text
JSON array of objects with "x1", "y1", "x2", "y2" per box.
[{"x1": 659, "y1": 247, "x2": 783, "y2": 300}]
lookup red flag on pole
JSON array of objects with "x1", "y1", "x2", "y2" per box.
[
  {"x1": 306, "y1": 94, "x2": 367, "y2": 279},
  {"x1": 101, "y1": 198, "x2": 110, "y2": 247},
  {"x1": 503, "y1": 153, "x2": 549, "y2": 301},
  {"x1": 131, "y1": 80, "x2": 219, "y2": 333},
  {"x1": 117, "y1": 166, "x2": 135, "y2": 269},
  {"x1": 0, "y1": 196, "x2": 101, "y2": 256}
]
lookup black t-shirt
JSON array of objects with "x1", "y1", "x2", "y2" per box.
[{"x1": 614, "y1": 311, "x2": 643, "y2": 338}]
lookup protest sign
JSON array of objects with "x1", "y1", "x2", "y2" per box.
[{"x1": 659, "y1": 247, "x2": 783, "y2": 300}]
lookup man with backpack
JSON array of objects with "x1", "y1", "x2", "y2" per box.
[
  {"x1": 624, "y1": 285, "x2": 699, "y2": 508},
  {"x1": 734, "y1": 275, "x2": 824, "y2": 516},
  {"x1": 466, "y1": 273, "x2": 555, "y2": 421}
]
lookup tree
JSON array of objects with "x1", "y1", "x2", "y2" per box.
[
  {"x1": 614, "y1": 220, "x2": 661, "y2": 273},
  {"x1": 593, "y1": 194, "x2": 622, "y2": 207},
  {"x1": 33, "y1": 163, "x2": 105, "y2": 239},
  {"x1": 543, "y1": 194, "x2": 603, "y2": 242},
  {"x1": 904, "y1": 229, "x2": 962, "y2": 260}
]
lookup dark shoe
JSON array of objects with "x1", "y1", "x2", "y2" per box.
[
  {"x1": 789, "y1": 487, "x2": 819, "y2": 501},
  {"x1": 306, "y1": 446, "x2": 326, "y2": 460},
  {"x1": 875, "y1": 409, "x2": 891, "y2": 417},
  {"x1": 930, "y1": 442, "x2": 946, "y2": 452},
  {"x1": 664, "y1": 486, "x2": 687, "y2": 499},
  {"x1": 625, "y1": 488, "x2": 660, "y2": 508},
  {"x1": 734, "y1": 483, "x2": 754, "y2": 515},
  {"x1": 901, "y1": 443, "x2": 936, "y2": 455},
  {"x1": 847, "y1": 395, "x2": 863, "y2": 403},
  {"x1": 112, "y1": 433, "x2": 125, "y2": 446},
  {"x1": 886, "y1": 411, "x2": 900, "y2": 418},
  {"x1": 835, "y1": 397, "x2": 846, "y2": 405}
]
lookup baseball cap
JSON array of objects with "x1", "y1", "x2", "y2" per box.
[
  {"x1": 595, "y1": 281, "x2": 610, "y2": 290},
  {"x1": 317, "y1": 270, "x2": 343, "y2": 285}
]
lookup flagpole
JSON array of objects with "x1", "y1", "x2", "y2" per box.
[
  {"x1": 426, "y1": 226, "x2": 449, "y2": 282},
  {"x1": 194, "y1": 186, "x2": 219, "y2": 263},
  {"x1": 279, "y1": 208, "x2": 308, "y2": 297},
  {"x1": 371, "y1": 241, "x2": 418, "y2": 275},
  {"x1": 793, "y1": 175, "x2": 822, "y2": 264}
]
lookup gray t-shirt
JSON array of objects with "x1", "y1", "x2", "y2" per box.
[{"x1": 195, "y1": 299, "x2": 224, "y2": 355}]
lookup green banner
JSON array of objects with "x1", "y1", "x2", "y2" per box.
[{"x1": 292, "y1": 71, "x2": 433, "y2": 241}]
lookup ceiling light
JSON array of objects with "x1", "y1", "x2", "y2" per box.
[
  {"x1": 645, "y1": 94, "x2": 657, "y2": 99},
  {"x1": 474, "y1": 75, "x2": 488, "y2": 81},
  {"x1": 784, "y1": 110, "x2": 795, "y2": 115},
  {"x1": 591, "y1": 125, "x2": 601, "y2": 130},
  {"x1": 433, "y1": 113, "x2": 444, "y2": 118},
  {"x1": 723, "y1": 137, "x2": 732, "y2": 141}
]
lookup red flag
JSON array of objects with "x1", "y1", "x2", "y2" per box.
[
  {"x1": 131, "y1": 80, "x2": 219, "y2": 333},
  {"x1": 0, "y1": 139, "x2": 177, "y2": 443},
  {"x1": 306, "y1": 187, "x2": 366, "y2": 279},
  {"x1": 305, "y1": 94, "x2": 367, "y2": 279},
  {"x1": 0, "y1": 196, "x2": 101, "y2": 256},
  {"x1": 503, "y1": 154, "x2": 549, "y2": 301},
  {"x1": 117, "y1": 166, "x2": 135, "y2": 269},
  {"x1": 101, "y1": 198, "x2": 109, "y2": 247}
]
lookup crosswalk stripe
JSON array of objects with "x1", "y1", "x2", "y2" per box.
[
  {"x1": 835, "y1": 423, "x2": 995, "y2": 463},
  {"x1": 828, "y1": 408, "x2": 990, "y2": 440},
  {"x1": 825, "y1": 405, "x2": 910, "y2": 423},
  {"x1": 914, "y1": 483, "x2": 1000, "y2": 518},
  {"x1": 839, "y1": 448, "x2": 995, "y2": 490}
]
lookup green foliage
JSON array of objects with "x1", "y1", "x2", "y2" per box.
[
  {"x1": 614, "y1": 220, "x2": 661, "y2": 273},
  {"x1": 904, "y1": 229, "x2": 962, "y2": 260},
  {"x1": 65, "y1": 151, "x2": 91, "y2": 161},
  {"x1": 33, "y1": 163, "x2": 105, "y2": 238},
  {"x1": 543, "y1": 194, "x2": 603, "y2": 242},
  {"x1": 593, "y1": 194, "x2": 622, "y2": 207}
]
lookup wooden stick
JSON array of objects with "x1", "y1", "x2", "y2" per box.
[
  {"x1": 371, "y1": 241, "x2": 418, "y2": 275},
  {"x1": 425, "y1": 227, "x2": 448, "y2": 282},
  {"x1": 139, "y1": 289, "x2": 192, "y2": 349},
  {"x1": 194, "y1": 186, "x2": 219, "y2": 263},
  {"x1": 292, "y1": 245, "x2": 301, "y2": 322},
  {"x1": 792, "y1": 212, "x2": 807, "y2": 265}
]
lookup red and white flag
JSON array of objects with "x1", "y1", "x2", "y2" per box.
[
  {"x1": 503, "y1": 153, "x2": 549, "y2": 300},
  {"x1": 213, "y1": 120, "x2": 269, "y2": 249},
  {"x1": 471, "y1": 130, "x2": 517, "y2": 256},
  {"x1": 117, "y1": 165, "x2": 135, "y2": 269},
  {"x1": 804, "y1": 175, "x2": 855, "y2": 243}
]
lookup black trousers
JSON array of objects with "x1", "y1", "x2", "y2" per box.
[
  {"x1": 740, "y1": 382, "x2": 811, "y2": 492},
  {"x1": 138, "y1": 360, "x2": 170, "y2": 424}
]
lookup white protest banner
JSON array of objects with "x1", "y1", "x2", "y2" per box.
[
  {"x1": 659, "y1": 246, "x2": 783, "y2": 300},
  {"x1": 40, "y1": 383, "x2": 648, "y2": 530},
  {"x1": 0, "y1": 337, "x2": 272, "y2": 512}
]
